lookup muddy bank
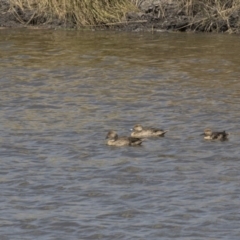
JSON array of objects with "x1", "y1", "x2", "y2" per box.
[{"x1": 1, "y1": 0, "x2": 240, "y2": 33}]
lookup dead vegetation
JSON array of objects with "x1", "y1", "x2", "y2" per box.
[
  {"x1": 162, "y1": 0, "x2": 240, "y2": 33},
  {"x1": 5, "y1": 0, "x2": 240, "y2": 33},
  {"x1": 8, "y1": 0, "x2": 138, "y2": 28}
]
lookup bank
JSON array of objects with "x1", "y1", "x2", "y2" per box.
[{"x1": 1, "y1": 0, "x2": 240, "y2": 33}]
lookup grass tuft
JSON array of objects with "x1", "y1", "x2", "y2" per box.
[
  {"x1": 178, "y1": 0, "x2": 240, "y2": 33},
  {"x1": 9, "y1": 0, "x2": 138, "y2": 27}
]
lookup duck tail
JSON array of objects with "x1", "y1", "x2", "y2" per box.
[
  {"x1": 161, "y1": 130, "x2": 168, "y2": 136},
  {"x1": 223, "y1": 130, "x2": 229, "y2": 136}
]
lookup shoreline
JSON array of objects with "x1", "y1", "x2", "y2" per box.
[{"x1": 1, "y1": 0, "x2": 240, "y2": 33}]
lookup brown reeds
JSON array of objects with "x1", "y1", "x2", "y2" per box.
[
  {"x1": 7, "y1": 0, "x2": 240, "y2": 32},
  {"x1": 9, "y1": 0, "x2": 138, "y2": 27},
  {"x1": 178, "y1": 0, "x2": 240, "y2": 33}
]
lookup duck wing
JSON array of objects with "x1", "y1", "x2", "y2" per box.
[
  {"x1": 128, "y1": 137, "x2": 143, "y2": 145},
  {"x1": 212, "y1": 131, "x2": 228, "y2": 140},
  {"x1": 150, "y1": 127, "x2": 168, "y2": 136},
  {"x1": 149, "y1": 127, "x2": 162, "y2": 133}
]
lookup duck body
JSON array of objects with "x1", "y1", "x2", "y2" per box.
[
  {"x1": 203, "y1": 129, "x2": 228, "y2": 141},
  {"x1": 131, "y1": 124, "x2": 168, "y2": 138},
  {"x1": 106, "y1": 130, "x2": 142, "y2": 146}
]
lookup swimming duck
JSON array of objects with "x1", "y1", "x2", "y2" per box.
[
  {"x1": 202, "y1": 128, "x2": 228, "y2": 141},
  {"x1": 130, "y1": 124, "x2": 168, "y2": 138},
  {"x1": 106, "y1": 130, "x2": 143, "y2": 146}
]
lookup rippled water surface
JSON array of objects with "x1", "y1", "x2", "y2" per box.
[{"x1": 1, "y1": 29, "x2": 240, "y2": 239}]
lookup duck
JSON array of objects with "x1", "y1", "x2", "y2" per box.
[
  {"x1": 202, "y1": 128, "x2": 229, "y2": 141},
  {"x1": 106, "y1": 130, "x2": 143, "y2": 146},
  {"x1": 130, "y1": 124, "x2": 168, "y2": 138}
]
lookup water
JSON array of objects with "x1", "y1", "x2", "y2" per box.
[{"x1": 1, "y1": 29, "x2": 240, "y2": 239}]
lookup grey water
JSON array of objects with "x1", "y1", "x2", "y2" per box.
[{"x1": 1, "y1": 29, "x2": 240, "y2": 239}]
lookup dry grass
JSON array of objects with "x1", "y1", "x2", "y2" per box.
[
  {"x1": 9, "y1": 0, "x2": 138, "y2": 27},
  {"x1": 178, "y1": 0, "x2": 240, "y2": 32},
  {"x1": 8, "y1": 0, "x2": 240, "y2": 32}
]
